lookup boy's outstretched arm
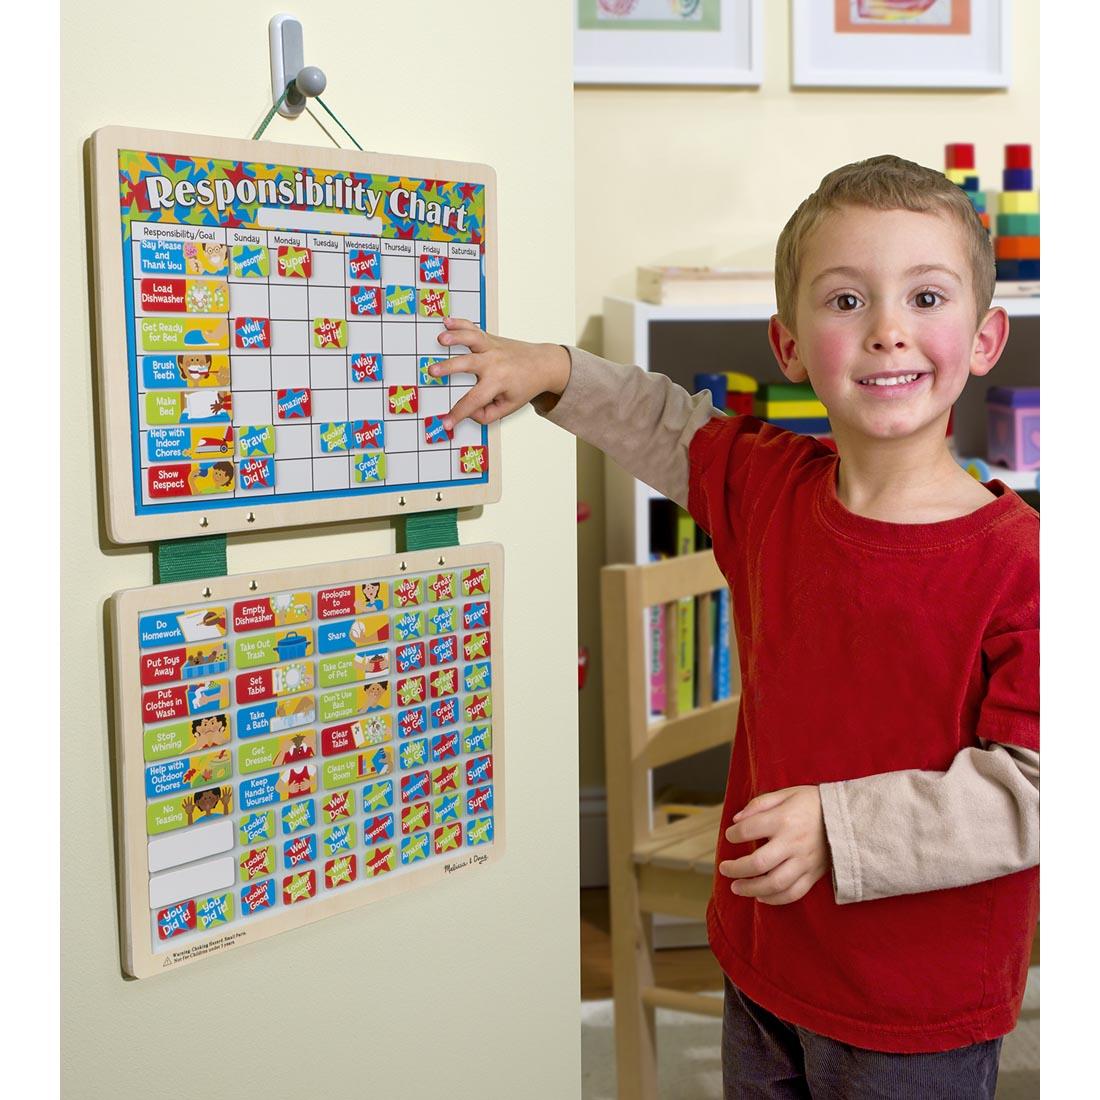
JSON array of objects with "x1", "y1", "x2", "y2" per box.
[{"x1": 435, "y1": 319, "x2": 718, "y2": 507}]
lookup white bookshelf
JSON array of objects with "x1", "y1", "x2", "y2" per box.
[{"x1": 601, "y1": 294, "x2": 1040, "y2": 565}]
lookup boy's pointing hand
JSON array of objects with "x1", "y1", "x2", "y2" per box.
[
  {"x1": 718, "y1": 786, "x2": 830, "y2": 906},
  {"x1": 433, "y1": 317, "x2": 571, "y2": 432}
]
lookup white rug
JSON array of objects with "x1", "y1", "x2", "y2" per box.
[{"x1": 581, "y1": 968, "x2": 1038, "y2": 1099}]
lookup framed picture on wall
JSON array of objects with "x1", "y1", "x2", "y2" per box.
[
  {"x1": 791, "y1": 0, "x2": 1011, "y2": 89},
  {"x1": 574, "y1": 0, "x2": 763, "y2": 86}
]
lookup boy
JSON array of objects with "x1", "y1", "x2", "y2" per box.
[{"x1": 430, "y1": 155, "x2": 1038, "y2": 1097}]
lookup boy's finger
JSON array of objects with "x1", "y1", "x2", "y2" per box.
[
  {"x1": 439, "y1": 318, "x2": 487, "y2": 352},
  {"x1": 727, "y1": 857, "x2": 801, "y2": 899},
  {"x1": 426, "y1": 357, "x2": 474, "y2": 381},
  {"x1": 443, "y1": 316, "x2": 479, "y2": 331},
  {"x1": 444, "y1": 383, "x2": 501, "y2": 431},
  {"x1": 725, "y1": 807, "x2": 780, "y2": 845},
  {"x1": 757, "y1": 872, "x2": 817, "y2": 907},
  {"x1": 718, "y1": 837, "x2": 787, "y2": 880},
  {"x1": 732, "y1": 788, "x2": 791, "y2": 822}
]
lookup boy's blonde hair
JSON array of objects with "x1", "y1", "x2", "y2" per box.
[{"x1": 774, "y1": 154, "x2": 996, "y2": 330}]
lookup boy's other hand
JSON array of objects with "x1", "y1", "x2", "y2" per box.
[
  {"x1": 433, "y1": 317, "x2": 571, "y2": 431},
  {"x1": 718, "y1": 786, "x2": 829, "y2": 906}
]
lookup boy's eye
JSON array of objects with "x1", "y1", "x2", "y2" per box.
[
  {"x1": 914, "y1": 290, "x2": 942, "y2": 308},
  {"x1": 833, "y1": 293, "x2": 860, "y2": 311}
]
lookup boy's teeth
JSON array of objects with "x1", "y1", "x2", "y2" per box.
[{"x1": 861, "y1": 374, "x2": 920, "y2": 386}]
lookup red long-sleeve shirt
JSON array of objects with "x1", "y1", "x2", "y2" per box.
[{"x1": 689, "y1": 414, "x2": 1039, "y2": 1053}]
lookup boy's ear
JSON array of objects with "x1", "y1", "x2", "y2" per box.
[
  {"x1": 768, "y1": 315, "x2": 808, "y2": 382},
  {"x1": 970, "y1": 306, "x2": 1010, "y2": 378}
]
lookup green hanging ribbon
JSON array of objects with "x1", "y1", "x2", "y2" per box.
[
  {"x1": 154, "y1": 535, "x2": 227, "y2": 584},
  {"x1": 396, "y1": 510, "x2": 458, "y2": 553},
  {"x1": 253, "y1": 86, "x2": 291, "y2": 141},
  {"x1": 253, "y1": 86, "x2": 364, "y2": 152},
  {"x1": 313, "y1": 95, "x2": 363, "y2": 150}
]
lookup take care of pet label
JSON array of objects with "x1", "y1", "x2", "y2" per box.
[
  {"x1": 90, "y1": 126, "x2": 500, "y2": 543},
  {"x1": 111, "y1": 544, "x2": 504, "y2": 978}
]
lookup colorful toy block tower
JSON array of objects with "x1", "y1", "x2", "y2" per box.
[
  {"x1": 945, "y1": 144, "x2": 990, "y2": 233},
  {"x1": 754, "y1": 382, "x2": 830, "y2": 437},
  {"x1": 994, "y1": 144, "x2": 1039, "y2": 283}
]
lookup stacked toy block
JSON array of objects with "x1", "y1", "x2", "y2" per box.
[
  {"x1": 693, "y1": 371, "x2": 759, "y2": 416},
  {"x1": 945, "y1": 143, "x2": 990, "y2": 232},
  {"x1": 754, "y1": 382, "x2": 829, "y2": 436},
  {"x1": 986, "y1": 386, "x2": 1039, "y2": 471},
  {"x1": 994, "y1": 144, "x2": 1039, "y2": 282}
]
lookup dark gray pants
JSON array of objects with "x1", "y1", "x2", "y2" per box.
[{"x1": 722, "y1": 977, "x2": 1003, "y2": 1099}]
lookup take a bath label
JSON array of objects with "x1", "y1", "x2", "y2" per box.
[{"x1": 113, "y1": 546, "x2": 503, "y2": 977}]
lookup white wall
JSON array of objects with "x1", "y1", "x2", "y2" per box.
[
  {"x1": 573, "y1": 0, "x2": 1040, "y2": 790},
  {"x1": 61, "y1": 3, "x2": 579, "y2": 1096}
]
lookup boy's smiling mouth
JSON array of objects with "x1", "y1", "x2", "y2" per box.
[{"x1": 856, "y1": 370, "x2": 929, "y2": 389}]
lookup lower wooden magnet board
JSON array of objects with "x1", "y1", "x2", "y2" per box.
[{"x1": 110, "y1": 543, "x2": 503, "y2": 978}]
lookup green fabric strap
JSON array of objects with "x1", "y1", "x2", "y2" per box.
[
  {"x1": 397, "y1": 510, "x2": 459, "y2": 553},
  {"x1": 154, "y1": 536, "x2": 227, "y2": 584}
]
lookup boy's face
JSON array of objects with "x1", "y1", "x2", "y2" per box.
[{"x1": 771, "y1": 207, "x2": 1007, "y2": 446}]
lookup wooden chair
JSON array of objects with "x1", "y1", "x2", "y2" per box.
[{"x1": 600, "y1": 551, "x2": 741, "y2": 1099}]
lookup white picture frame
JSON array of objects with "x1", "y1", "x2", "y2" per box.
[
  {"x1": 574, "y1": 0, "x2": 763, "y2": 87},
  {"x1": 791, "y1": 0, "x2": 1011, "y2": 89}
]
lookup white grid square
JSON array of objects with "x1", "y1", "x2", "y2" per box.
[
  {"x1": 229, "y1": 358, "x2": 271, "y2": 391},
  {"x1": 450, "y1": 291, "x2": 481, "y2": 324},
  {"x1": 228, "y1": 282, "x2": 269, "y2": 316},
  {"x1": 275, "y1": 424, "x2": 312, "y2": 460},
  {"x1": 274, "y1": 458, "x2": 313, "y2": 493},
  {"x1": 308, "y1": 286, "x2": 347, "y2": 317},
  {"x1": 382, "y1": 256, "x2": 415, "y2": 283},
  {"x1": 385, "y1": 420, "x2": 418, "y2": 453},
  {"x1": 269, "y1": 285, "x2": 308, "y2": 320},
  {"x1": 270, "y1": 320, "x2": 311, "y2": 355},
  {"x1": 310, "y1": 357, "x2": 347, "y2": 390},
  {"x1": 231, "y1": 391, "x2": 271, "y2": 425},
  {"x1": 311, "y1": 252, "x2": 345, "y2": 286},
  {"x1": 311, "y1": 389, "x2": 348, "y2": 423},
  {"x1": 449, "y1": 259, "x2": 481, "y2": 292},
  {"x1": 381, "y1": 323, "x2": 416, "y2": 355},
  {"x1": 348, "y1": 321, "x2": 382, "y2": 352},
  {"x1": 272, "y1": 356, "x2": 311, "y2": 390},
  {"x1": 313, "y1": 456, "x2": 350, "y2": 490},
  {"x1": 385, "y1": 451, "x2": 418, "y2": 483},
  {"x1": 348, "y1": 388, "x2": 384, "y2": 421},
  {"x1": 418, "y1": 448, "x2": 450, "y2": 482}
]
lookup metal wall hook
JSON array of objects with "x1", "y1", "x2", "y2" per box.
[{"x1": 269, "y1": 14, "x2": 328, "y2": 119}]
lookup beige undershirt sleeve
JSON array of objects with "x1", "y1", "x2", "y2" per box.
[
  {"x1": 532, "y1": 345, "x2": 1040, "y2": 903},
  {"x1": 819, "y1": 743, "x2": 1039, "y2": 904},
  {"x1": 532, "y1": 345, "x2": 718, "y2": 509}
]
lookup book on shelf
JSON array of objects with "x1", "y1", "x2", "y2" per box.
[
  {"x1": 648, "y1": 555, "x2": 668, "y2": 717},
  {"x1": 992, "y1": 280, "x2": 1040, "y2": 298},
  {"x1": 637, "y1": 265, "x2": 775, "y2": 306},
  {"x1": 645, "y1": 501, "x2": 732, "y2": 716},
  {"x1": 675, "y1": 595, "x2": 696, "y2": 715},
  {"x1": 713, "y1": 587, "x2": 732, "y2": 702}
]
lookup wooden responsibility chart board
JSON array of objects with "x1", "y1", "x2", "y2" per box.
[
  {"x1": 90, "y1": 127, "x2": 499, "y2": 543},
  {"x1": 111, "y1": 544, "x2": 504, "y2": 977}
]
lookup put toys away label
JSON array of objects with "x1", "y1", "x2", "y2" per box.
[{"x1": 117, "y1": 549, "x2": 501, "y2": 977}]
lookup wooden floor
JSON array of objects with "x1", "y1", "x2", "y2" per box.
[
  {"x1": 580, "y1": 887, "x2": 1039, "y2": 1002},
  {"x1": 580, "y1": 886, "x2": 724, "y2": 1002}
]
